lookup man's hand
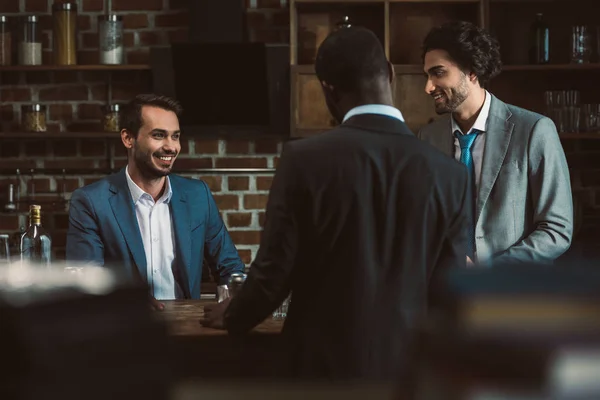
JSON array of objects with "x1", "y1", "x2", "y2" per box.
[
  {"x1": 149, "y1": 296, "x2": 165, "y2": 311},
  {"x1": 201, "y1": 297, "x2": 231, "y2": 330}
]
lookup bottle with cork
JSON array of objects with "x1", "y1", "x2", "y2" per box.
[{"x1": 20, "y1": 204, "x2": 52, "y2": 266}]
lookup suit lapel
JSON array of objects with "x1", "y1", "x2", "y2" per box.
[
  {"x1": 108, "y1": 170, "x2": 147, "y2": 282},
  {"x1": 476, "y1": 96, "x2": 515, "y2": 223},
  {"x1": 169, "y1": 180, "x2": 192, "y2": 298}
]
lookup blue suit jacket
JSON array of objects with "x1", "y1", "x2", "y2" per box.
[{"x1": 65, "y1": 168, "x2": 245, "y2": 298}]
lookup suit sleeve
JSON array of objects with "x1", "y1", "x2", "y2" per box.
[
  {"x1": 492, "y1": 116, "x2": 573, "y2": 264},
  {"x1": 224, "y1": 143, "x2": 299, "y2": 334},
  {"x1": 201, "y1": 180, "x2": 246, "y2": 286},
  {"x1": 437, "y1": 166, "x2": 471, "y2": 271},
  {"x1": 66, "y1": 189, "x2": 105, "y2": 265}
]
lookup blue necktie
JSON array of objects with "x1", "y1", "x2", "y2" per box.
[{"x1": 455, "y1": 129, "x2": 479, "y2": 257}]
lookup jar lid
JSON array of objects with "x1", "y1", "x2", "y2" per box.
[
  {"x1": 101, "y1": 14, "x2": 123, "y2": 22},
  {"x1": 52, "y1": 2, "x2": 77, "y2": 11},
  {"x1": 22, "y1": 104, "x2": 45, "y2": 112},
  {"x1": 25, "y1": 15, "x2": 38, "y2": 22},
  {"x1": 0, "y1": 16, "x2": 7, "y2": 23}
]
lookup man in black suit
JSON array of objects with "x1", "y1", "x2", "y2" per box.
[{"x1": 202, "y1": 27, "x2": 471, "y2": 381}]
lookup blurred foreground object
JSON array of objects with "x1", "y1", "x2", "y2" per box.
[
  {"x1": 412, "y1": 263, "x2": 600, "y2": 399},
  {"x1": 0, "y1": 261, "x2": 170, "y2": 400}
]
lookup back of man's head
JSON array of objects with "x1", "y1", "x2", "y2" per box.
[{"x1": 315, "y1": 26, "x2": 389, "y2": 94}]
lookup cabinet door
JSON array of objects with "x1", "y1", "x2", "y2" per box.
[
  {"x1": 394, "y1": 73, "x2": 440, "y2": 133},
  {"x1": 293, "y1": 72, "x2": 335, "y2": 137}
]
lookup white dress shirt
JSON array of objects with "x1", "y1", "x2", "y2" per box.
[
  {"x1": 125, "y1": 166, "x2": 178, "y2": 300},
  {"x1": 343, "y1": 104, "x2": 405, "y2": 123},
  {"x1": 451, "y1": 90, "x2": 492, "y2": 193}
]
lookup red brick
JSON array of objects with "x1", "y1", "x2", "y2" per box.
[
  {"x1": 225, "y1": 139, "x2": 251, "y2": 154},
  {"x1": 78, "y1": 15, "x2": 92, "y2": 31},
  {"x1": 1, "y1": 88, "x2": 32, "y2": 102},
  {"x1": 258, "y1": 211, "x2": 266, "y2": 227},
  {"x1": 38, "y1": 85, "x2": 88, "y2": 102},
  {"x1": 52, "y1": 140, "x2": 78, "y2": 157},
  {"x1": 229, "y1": 230, "x2": 262, "y2": 245},
  {"x1": 83, "y1": 177, "x2": 103, "y2": 186},
  {"x1": 237, "y1": 249, "x2": 252, "y2": 264},
  {"x1": 77, "y1": 103, "x2": 103, "y2": 120},
  {"x1": 77, "y1": 49, "x2": 99, "y2": 64},
  {"x1": 213, "y1": 194, "x2": 239, "y2": 210},
  {"x1": 0, "y1": 105, "x2": 15, "y2": 122},
  {"x1": 155, "y1": 12, "x2": 188, "y2": 28},
  {"x1": 24, "y1": 71, "x2": 52, "y2": 84},
  {"x1": 122, "y1": 14, "x2": 149, "y2": 29},
  {"x1": 61, "y1": 178, "x2": 81, "y2": 192},
  {"x1": 0, "y1": 72, "x2": 20, "y2": 85},
  {"x1": 247, "y1": 11, "x2": 268, "y2": 29},
  {"x1": 227, "y1": 212, "x2": 252, "y2": 228},
  {"x1": 44, "y1": 159, "x2": 98, "y2": 170},
  {"x1": 252, "y1": 28, "x2": 284, "y2": 43},
  {"x1": 244, "y1": 194, "x2": 268, "y2": 209},
  {"x1": 112, "y1": 0, "x2": 162, "y2": 11},
  {"x1": 194, "y1": 139, "x2": 219, "y2": 155},
  {"x1": 90, "y1": 85, "x2": 108, "y2": 101},
  {"x1": 173, "y1": 158, "x2": 213, "y2": 170},
  {"x1": 258, "y1": 0, "x2": 282, "y2": 8},
  {"x1": 111, "y1": 82, "x2": 146, "y2": 101},
  {"x1": 124, "y1": 32, "x2": 136, "y2": 47},
  {"x1": 0, "y1": 140, "x2": 20, "y2": 158},
  {"x1": 169, "y1": 0, "x2": 188, "y2": 9},
  {"x1": 215, "y1": 157, "x2": 268, "y2": 168},
  {"x1": 199, "y1": 176, "x2": 222, "y2": 192},
  {"x1": 80, "y1": 139, "x2": 107, "y2": 157},
  {"x1": 138, "y1": 31, "x2": 164, "y2": 46},
  {"x1": 228, "y1": 176, "x2": 250, "y2": 191},
  {"x1": 0, "y1": 160, "x2": 36, "y2": 169},
  {"x1": 82, "y1": 32, "x2": 99, "y2": 48},
  {"x1": 49, "y1": 104, "x2": 73, "y2": 121},
  {"x1": 167, "y1": 29, "x2": 188, "y2": 43},
  {"x1": 0, "y1": 215, "x2": 20, "y2": 231},
  {"x1": 24, "y1": 140, "x2": 49, "y2": 157},
  {"x1": 25, "y1": 0, "x2": 49, "y2": 12},
  {"x1": 66, "y1": 122, "x2": 101, "y2": 132},
  {"x1": 0, "y1": 0, "x2": 19, "y2": 12},
  {"x1": 42, "y1": 31, "x2": 51, "y2": 50},
  {"x1": 126, "y1": 50, "x2": 149, "y2": 64},
  {"x1": 82, "y1": 0, "x2": 104, "y2": 11},
  {"x1": 53, "y1": 71, "x2": 79, "y2": 84},
  {"x1": 29, "y1": 178, "x2": 51, "y2": 193},
  {"x1": 53, "y1": 213, "x2": 70, "y2": 230},
  {"x1": 256, "y1": 176, "x2": 273, "y2": 191},
  {"x1": 273, "y1": 156, "x2": 280, "y2": 168},
  {"x1": 272, "y1": 10, "x2": 289, "y2": 27},
  {"x1": 255, "y1": 138, "x2": 280, "y2": 154}
]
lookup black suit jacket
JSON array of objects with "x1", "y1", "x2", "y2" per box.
[{"x1": 224, "y1": 114, "x2": 471, "y2": 381}]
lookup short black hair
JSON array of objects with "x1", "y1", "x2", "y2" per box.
[
  {"x1": 422, "y1": 21, "x2": 502, "y2": 85},
  {"x1": 315, "y1": 26, "x2": 389, "y2": 93},
  {"x1": 120, "y1": 93, "x2": 183, "y2": 137}
]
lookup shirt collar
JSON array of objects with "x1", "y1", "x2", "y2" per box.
[
  {"x1": 342, "y1": 104, "x2": 405, "y2": 123},
  {"x1": 451, "y1": 89, "x2": 491, "y2": 135},
  {"x1": 125, "y1": 165, "x2": 173, "y2": 205}
]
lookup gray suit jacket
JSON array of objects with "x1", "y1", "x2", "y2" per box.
[{"x1": 418, "y1": 94, "x2": 573, "y2": 265}]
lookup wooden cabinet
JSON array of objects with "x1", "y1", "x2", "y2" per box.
[{"x1": 290, "y1": 0, "x2": 600, "y2": 138}]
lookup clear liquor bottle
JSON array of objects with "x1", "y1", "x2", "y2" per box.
[{"x1": 20, "y1": 204, "x2": 51, "y2": 266}]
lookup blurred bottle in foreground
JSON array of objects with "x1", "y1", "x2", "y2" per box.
[{"x1": 20, "y1": 204, "x2": 51, "y2": 266}]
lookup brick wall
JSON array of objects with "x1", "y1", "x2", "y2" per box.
[{"x1": 0, "y1": 0, "x2": 290, "y2": 268}]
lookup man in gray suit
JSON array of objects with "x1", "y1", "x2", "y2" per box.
[{"x1": 418, "y1": 21, "x2": 573, "y2": 266}]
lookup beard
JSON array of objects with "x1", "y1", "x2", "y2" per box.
[
  {"x1": 433, "y1": 76, "x2": 470, "y2": 114},
  {"x1": 133, "y1": 148, "x2": 177, "y2": 180}
]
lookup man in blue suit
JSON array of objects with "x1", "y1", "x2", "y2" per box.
[{"x1": 66, "y1": 94, "x2": 245, "y2": 306}]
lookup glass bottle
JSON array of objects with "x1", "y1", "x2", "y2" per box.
[
  {"x1": 0, "y1": 15, "x2": 12, "y2": 66},
  {"x1": 102, "y1": 103, "x2": 121, "y2": 132},
  {"x1": 99, "y1": 15, "x2": 123, "y2": 65},
  {"x1": 529, "y1": 13, "x2": 549, "y2": 64},
  {"x1": 52, "y1": 2, "x2": 77, "y2": 65},
  {"x1": 18, "y1": 15, "x2": 42, "y2": 65},
  {"x1": 20, "y1": 204, "x2": 52, "y2": 266}
]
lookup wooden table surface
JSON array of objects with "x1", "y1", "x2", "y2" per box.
[{"x1": 158, "y1": 300, "x2": 284, "y2": 336}]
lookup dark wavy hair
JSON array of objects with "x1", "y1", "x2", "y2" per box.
[
  {"x1": 120, "y1": 94, "x2": 183, "y2": 138},
  {"x1": 422, "y1": 21, "x2": 502, "y2": 86}
]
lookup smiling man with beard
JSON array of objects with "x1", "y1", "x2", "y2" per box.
[
  {"x1": 418, "y1": 21, "x2": 573, "y2": 266},
  {"x1": 66, "y1": 94, "x2": 245, "y2": 306}
]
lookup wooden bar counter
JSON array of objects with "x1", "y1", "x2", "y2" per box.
[{"x1": 157, "y1": 300, "x2": 286, "y2": 380}]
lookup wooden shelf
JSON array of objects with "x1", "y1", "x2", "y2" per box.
[
  {"x1": 294, "y1": 0, "x2": 480, "y2": 2},
  {"x1": 502, "y1": 64, "x2": 600, "y2": 71},
  {"x1": 0, "y1": 132, "x2": 119, "y2": 139},
  {"x1": 0, "y1": 64, "x2": 150, "y2": 72}
]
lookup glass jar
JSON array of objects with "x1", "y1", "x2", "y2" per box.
[
  {"x1": 99, "y1": 15, "x2": 123, "y2": 65},
  {"x1": 0, "y1": 15, "x2": 12, "y2": 66},
  {"x1": 102, "y1": 104, "x2": 121, "y2": 132},
  {"x1": 52, "y1": 2, "x2": 77, "y2": 65},
  {"x1": 22, "y1": 104, "x2": 47, "y2": 132},
  {"x1": 18, "y1": 15, "x2": 41, "y2": 65}
]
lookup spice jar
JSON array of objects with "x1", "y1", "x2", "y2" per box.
[
  {"x1": 102, "y1": 104, "x2": 121, "y2": 132},
  {"x1": 0, "y1": 15, "x2": 11, "y2": 66},
  {"x1": 99, "y1": 15, "x2": 123, "y2": 65},
  {"x1": 22, "y1": 104, "x2": 47, "y2": 132},
  {"x1": 18, "y1": 16, "x2": 41, "y2": 66},
  {"x1": 52, "y1": 2, "x2": 77, "y2": 65}
]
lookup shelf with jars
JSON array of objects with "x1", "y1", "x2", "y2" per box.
[{"x1": 290, "y1": 0, "x2": 600, "y2": 138}]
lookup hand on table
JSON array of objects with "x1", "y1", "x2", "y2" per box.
[
  {"x1": 201, "y1": 297, "x2": 231, "y2": 330},
  {"x1": 149, "y1": 296, "x2": 165, "y2": 311}
]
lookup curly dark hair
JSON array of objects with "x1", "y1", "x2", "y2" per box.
[
  {"x1": 422, "y1": 21, "x2": 502, "y2": 86},
  {"x1": 120, "y1": 93, "x2": 183, "y2": 138}
]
